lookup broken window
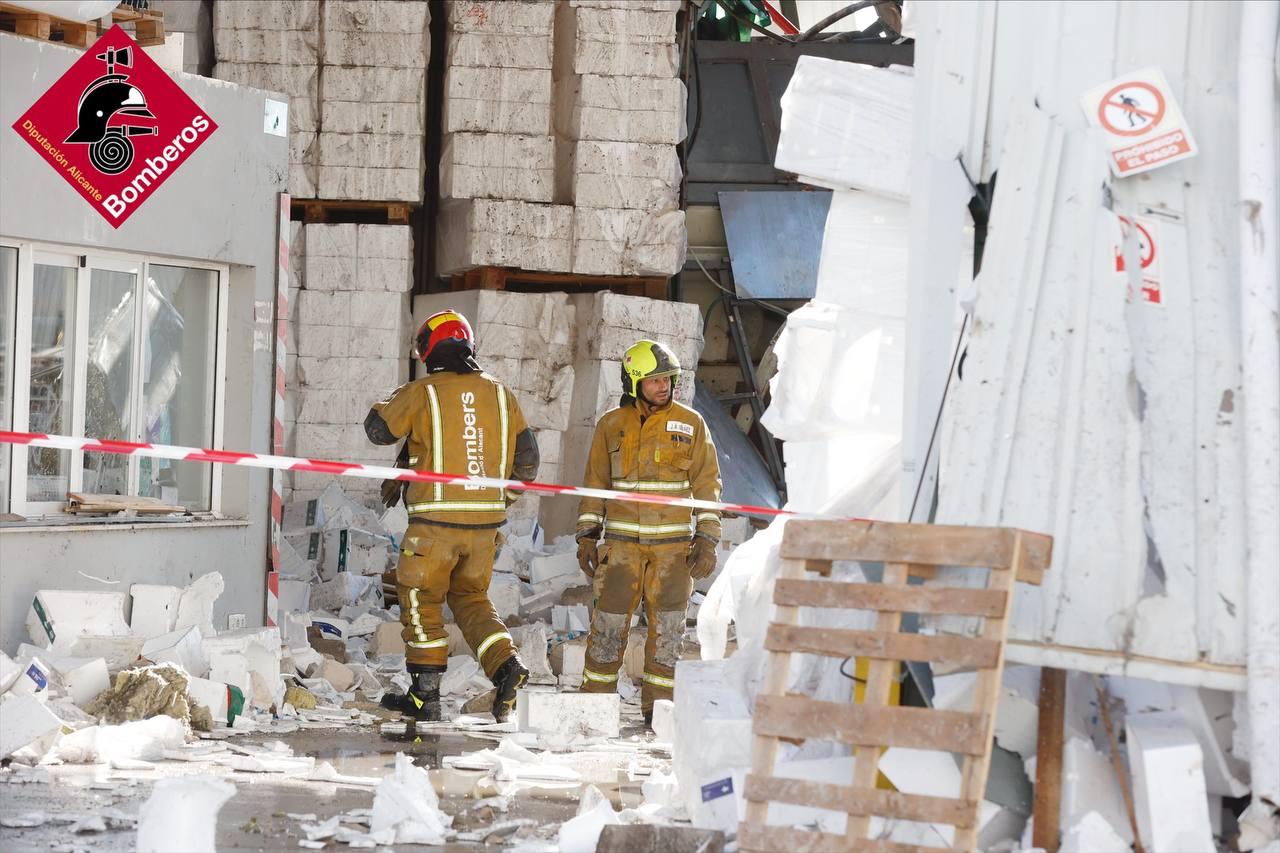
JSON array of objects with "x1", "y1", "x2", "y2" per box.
[{"x1": 2, "y1": 242, "x2": 227, "y2": 518}]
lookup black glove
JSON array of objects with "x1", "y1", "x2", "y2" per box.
[
  {"x1": 688, "y1": 534, "x2": 718, "y2": 580},
  {"x1": 380, "y1": 479, "x2": 405, "y2": 509},
  {"x1": 577, "y1": 529, "x2": 601, "y2": 578},
  {"x1": 382, "y1": 442, "x2": 411, "y2": 508}
]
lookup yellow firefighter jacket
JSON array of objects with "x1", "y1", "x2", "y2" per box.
[
  {"x1": 371, "y1": 371, "x2": 528, "y2": 527},
  {"x1": 576, "y1": 398, "x2": 722, "y2": 544}
]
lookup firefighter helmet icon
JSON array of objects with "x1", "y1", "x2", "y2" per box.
[{"x1": 64, "y1": 46, "x2": 158, "y2": 175}]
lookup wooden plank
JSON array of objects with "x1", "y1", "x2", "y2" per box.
[
  {"x1": 773, "y1": 577, "x2": 1009, "y2": 617},
  {"x1": 742, "y1": 557, "x2": 806, "y2": 828},
  {"x1": 743, "y1": 774, "x2": 977, "y2": 827},
  {"x1": 739, "y1": 824, "x2": 945, "y2": 853},
  {"x1": 780, "y1": 519, "x2": 1052, "y2": 581},
  {"x1": 753, "y1": 694, "x2": 989, "y2": 755},
  {"x1": 478, "y1": 266, "x2": 505, "y2": 290},
  {"x1": 765, "y1": 623, "x2": 1001, "y2": 668},
  {"x1": 954, "y1": 535, "x2": 1020, "y2": 850},
  {"x1": 847, "y1": 562, "x2": 908, "y2": 842},
  {"x1": 1031, "y1": 666, "x2": 1067, "y2": 853}
]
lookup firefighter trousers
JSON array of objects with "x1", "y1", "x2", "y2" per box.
[
  {"x1": 581, "y1": 539, "x2": 692, "y2": 711},
  {"x1": 396, "y1": 522, "x2": 516, "y2": 678}
]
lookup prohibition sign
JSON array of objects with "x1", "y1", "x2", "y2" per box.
[
  {"x1": 1116, "y1": 216, "x2": 1155, "y2": 272},
  {"x1": 1097, "y1": 81, "x2": 1166, "y2": 137}
]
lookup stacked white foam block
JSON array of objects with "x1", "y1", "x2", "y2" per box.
[
  {"x1": 212, "y1": 1, "x2": 321, "y2": 198},
  {"x1": 558, "y1": 0, "x2": 687, "y2": 277},
  {"x1": 438, "y1": 1, "x2": 571, "y2": 272},
  {"x1": 412, "y1": 290, "x2": 701, "y2": 534},
  {"x1": 437, "y1": 199, "x2": 573, "y2": 275},
  {"x1": 443, "y1": 1, "x2": 555, "y2": 136},
  {"x1": 289, "y1": 223, "x2": 413, "y2": 501},
  {"x1": 319, "y1": 1, "x2": 429, "y2": 201}
]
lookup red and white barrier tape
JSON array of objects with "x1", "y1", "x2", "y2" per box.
[{"x1": 0, "y1": 430, "x2": 806, "y2": 520}]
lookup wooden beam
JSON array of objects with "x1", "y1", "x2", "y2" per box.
[
  {"x1": 743, "y1": 774, "x2": 977, "y2": 826},
  {"x1": 15, "y1": 12, "x2": 51, "y2": 39},
  {"x1": 61, "y1": 21, "x2": 93, "y2": 47},
  {"x1": 780, "y1": 519, "x2": 1052, "y2": 582},
  {"x1": 1031, "y1": 666, "x2": 1067, "y2": 853},
  {"x1": 753, "y1": 694, "x2": 989, "y2": 755},
  {"x1": 773, "y1": 577, "x2": 1009, "y2": 617},
  {"x1": 846, "y1": 562, "x2": 908, "y2": 841},
  {"x1": 953, "y1": 534, "x2": 1020, "y2": 850},
  {"x1": 740, "y1": 558, "x2": 806, "y2": 829},
  {"x1": 765, "y1": 623, "x2": 1001, "y2": 668}
]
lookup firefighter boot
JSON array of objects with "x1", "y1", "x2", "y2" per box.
[
  {"x1": 379, "y1": 665, "x2": 443, "y2": 722},
  {"x1": 491, "y1": 656, "x2": 529, "y2": 723}
]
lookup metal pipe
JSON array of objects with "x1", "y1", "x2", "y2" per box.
[{"x1": 1238, "y1": 0, "x2": 1280, "y2": 814}]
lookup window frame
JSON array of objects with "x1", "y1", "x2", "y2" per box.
[{"x1": 3, "y1": 239, "x2": 229, "y2": 518}]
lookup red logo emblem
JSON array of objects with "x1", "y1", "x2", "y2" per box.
[{"x1": 11, "y1": 25, "x2": 217, "y2": 228}]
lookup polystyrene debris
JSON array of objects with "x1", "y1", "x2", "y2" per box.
[
  {"x1": 370, "y1": 753, "x2": 451, "y2": 845},
  {"x1": 557, "y1": 785, "x2": 621, "y2": 853},
  {"x1": 136, "y1": 775, "x2": 236, "y2": 853}
]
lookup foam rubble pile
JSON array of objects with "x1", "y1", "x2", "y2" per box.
[
  {"x1": 213, "y1": 0, "x2": 429, "y2": 201},
  {"x1": 437, "y1": 0, "x2": 687, "y2": 277}
]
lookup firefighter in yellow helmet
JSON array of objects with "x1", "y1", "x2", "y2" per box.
[
  {"x1": 575, "y1": 340, "x2": 722, "y2": 724},
  {"x1": 364, "y1": 310, "x2": 539, "y2": 723}
]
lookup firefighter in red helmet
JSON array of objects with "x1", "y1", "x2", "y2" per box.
[{"x1": 365, "y1": 310, "x2": 539, "y2": 723}]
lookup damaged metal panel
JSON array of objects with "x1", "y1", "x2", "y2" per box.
[{"x1": 933, "y1": 0, "x2": 1247, "y2": 688}]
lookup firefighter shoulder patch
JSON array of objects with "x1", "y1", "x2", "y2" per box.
[{"x1": 666, "y1": 421, "x2": 695, "y2": 437}]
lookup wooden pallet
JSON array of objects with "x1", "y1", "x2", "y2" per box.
[
  {"x1": 293, "y1": 199, "x2": 414, "y2": 226},
  {"x1": 110, "y1": 4, "x2": 164, "y2": 46},
  {"x1": 448, "y1": 266, "x2": 667, "y2": 299},
  {"x1": 0, "y1": 2, "x2": 97, "y2": 47},
  {"x1": 0, "y1": 3, "x2": 164, "y2": 48},
  {"x1": 739, "y1": 519, "x2": 1053, "y2": 853}
]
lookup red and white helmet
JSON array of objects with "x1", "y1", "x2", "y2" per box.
[{"x1": 414, "y1": 309, "x2": 474, "y2": 364}]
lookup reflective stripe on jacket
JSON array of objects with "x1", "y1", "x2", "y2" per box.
[
  {"x1": 576, "y1": 399, "x2": 722, "y2": 543},
  {"x1": 372, "y1": 371, "x2": 528, "y2": 527}
]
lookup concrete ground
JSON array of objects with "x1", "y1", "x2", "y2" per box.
[{"x1": 0, "y1": 713, "x2": 659, "y2": 851}]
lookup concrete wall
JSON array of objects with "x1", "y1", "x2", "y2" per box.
[{"x1": 0, "y1": 34, "x2": 288, "y2": 652}]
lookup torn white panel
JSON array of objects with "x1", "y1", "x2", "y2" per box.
[{"x1": 923, "y1": 0, "x2": 1247, "y2": 686}]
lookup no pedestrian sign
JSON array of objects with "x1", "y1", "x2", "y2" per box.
[{"x1": 1081, "y1": 67, "x2": 1197, "y2": 177}]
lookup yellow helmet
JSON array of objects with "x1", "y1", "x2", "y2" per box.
[{"x1": 621, "y1": 339, "x2": 681, "y2": 398}]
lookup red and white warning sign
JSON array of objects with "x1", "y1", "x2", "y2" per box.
[
  {"x1": 1082, "y1": 67, "x2": 1197, "y2": 177},
  {"x1": 1116, "y1": 215, "x2": 1161, "y2": 305}
]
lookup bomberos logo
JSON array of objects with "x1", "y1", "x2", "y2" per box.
[{"x1": 12, "y1": 25, "x2": 218, "y2": 228}]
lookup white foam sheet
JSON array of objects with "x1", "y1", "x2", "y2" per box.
[
  {"x1": 136, "y1": 775, "x2": 236, "y2": 853},
  {"x1": 775, "y1": 56, "x2": 913, "y2": 198}
]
